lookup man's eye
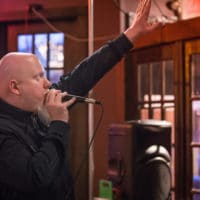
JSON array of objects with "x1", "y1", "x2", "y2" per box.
[
  {"x1": 35, "y1": 75, "x2": 40, "y2": 80},
  {"x1": 35, "y1": 74, "x2": 44, "y2": 80}
]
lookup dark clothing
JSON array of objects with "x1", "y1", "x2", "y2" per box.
[
  {"x1": 0, "y1": 102, "x2": 72, "y2": 200},
  {"x1": 0, "y1": 34, "x2": 132, "y2": 200}
]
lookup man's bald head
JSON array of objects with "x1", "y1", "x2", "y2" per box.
[
  {"x1": 0, "y1": 52, "x2": 49, "y2": 112},
  {"x1": 0, "y1": 52, "x2": 40, "y2": 81}
]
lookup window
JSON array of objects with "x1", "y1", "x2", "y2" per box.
[
  {"x1": 137, "y1": 59, "x2": 175, "y2": 199},
  {"x1": 190, "y1": 54, "x2": 200, "y2": 199},
  {"x1": 184, "y1": 39, "x2": 200, "y2": 199},
  {"x1": 138, "y1": 61, "x2": 174, "y2": 119},
  {"x1": 17, "y1": 32, "x2": 64, "y2": 83}
]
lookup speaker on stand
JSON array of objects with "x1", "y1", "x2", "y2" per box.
[{"x1": 108, "y1": 119, "x2": 171, "y2": 200}]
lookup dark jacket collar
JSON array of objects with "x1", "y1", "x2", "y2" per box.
[{"x1": 0, "y1": 99, "x2": 33, "y2": 122}]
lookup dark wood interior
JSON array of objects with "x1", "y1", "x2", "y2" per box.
[{"x1": 0, "y1": 0, "x2": 200, "y2": 199}]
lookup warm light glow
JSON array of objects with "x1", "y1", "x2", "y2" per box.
[{"x1": 182, "y1": 0, "x2": 200, "y2": 19}]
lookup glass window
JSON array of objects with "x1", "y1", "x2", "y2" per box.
[
  {"x1": 49, "y1": 70, "x2": 63, "y2": 83},
  {"x1": 152, "y1": 107, "x2": 161, "y2": 120},
  {"x1": 164, "y1": 60, "x2": 174, "y2": 95},
  {"x1": 137, "y1": 59, "x2": 175, "y2": 199},
  {"x1": 17, "y1": 34, "x2": 33, "y2": 53},
  {"x1": 171, "y1": 147, "x2": 175, "y2": 188},
  {"x1": 138, "y1": 64, "x2": 149, "y2": 101},
  {"x1": 140, "y1": 108, "x2": 149, "y2": 119},
  {"x1": 193, "y1": 194, "x2": 200, "y2": 200},
  {"x1": 190, "y1": 52, "x2": 200, "y2": 198},
  {"x1": 192, "y1": 101, "x2": 200, "y2": 143},
  {"x1": 191, "y1": 54, "x2": 200, "y2": 96},
  {"x1": 137, "y1": 60, "x2": 175, "y2": 119},
  {"x1": 165, "y1": 107, "x2": 175, "y2": 144},
  {"x1": 34, "y1": 33, "x2": 48, "y2": 68},
  {"x1": 17, "y1": 32, "x2": 64, "y2": 82},
  {"x1": 49, "y1": 33, "x2": 64, "y2": 68},
  {"x1": 193, "y1": 147, "x2": 200, "y2": 189},
  {"x1": 151, "y1": 62, "x2": 161, "y2": 98}
]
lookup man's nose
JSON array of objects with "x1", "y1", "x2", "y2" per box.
[{"x1": 44, "y1": 78, "x2": 51, "y2": 88}]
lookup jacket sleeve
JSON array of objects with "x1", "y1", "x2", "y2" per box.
[
  {"x1": 51, "y1": 33, "x2": 133, "y2": 96},
  {"x1": 0, "y1": 120, "x2": 70, "y2": 193}
]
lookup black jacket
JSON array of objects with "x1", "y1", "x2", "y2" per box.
[{"x1": 0, "y1": 34, "x2": 132, "y2": 200}]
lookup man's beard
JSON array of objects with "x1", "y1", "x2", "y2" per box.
[{"x1": 37, "y1": 105, "x2": 50, "y2": 126}]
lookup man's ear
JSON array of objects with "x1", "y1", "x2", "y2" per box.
[{"x1": 9, "y1": 79, "x2": 21, "y2": 95}]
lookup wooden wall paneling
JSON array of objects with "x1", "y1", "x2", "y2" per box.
[
  {"x1": 0, "y1": 23, "x2": 7, "y2": 57},
  {"x1": 172, "y1": 41, "x2": 185, "y2": 200}
]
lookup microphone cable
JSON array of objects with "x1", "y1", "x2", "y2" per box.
[{"x1": 65, "y1": 101, "x2": 104, "y2": 200}]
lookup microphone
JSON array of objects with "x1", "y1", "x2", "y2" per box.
[
  {"x1": 49, "y1": 85, "x2": 101, "y2": 105},
  {"x1": 62, "y1": 94, "x2": 101, "y2": 105}
]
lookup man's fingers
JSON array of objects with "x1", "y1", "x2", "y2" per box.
[
  {"x1": 64, "y1": 97, "x2": 76, "y2": 108},
  {"x1": 44, "y1": 89, "x2": 65, "y2": 104},
  {"x1": 54, "y1": 91, "x2": 67, "y2": 103},
  {"x1": 135, "y1": 0, "x2": 143, "y2": 15},
  {"x1": 142, "y1": 0, "x2": 151, "y2": 21},
  {"x1": 44, "y1": 89, "x2": 56, "y2": 103},
  {"x1": 135, "y1": 0, "x2": 151, "y2": 21}
]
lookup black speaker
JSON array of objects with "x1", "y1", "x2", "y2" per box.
[{"x1": 108, "y1": 119, "x2": 171, "y2": 200}]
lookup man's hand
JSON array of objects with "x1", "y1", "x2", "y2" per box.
[
  {"x1": 124, "y1": 0, "x2": 163, "y2": 43},
  {"x1": 44, "y1": 89, "x2": 76, "y2": 123}
]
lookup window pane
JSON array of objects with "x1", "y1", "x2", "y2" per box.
[
  {"x1": 163, "y1": 95, "x2": 175, "y2": 103},
  {"x1": 140, "y1": 108, "x2": 149, "y2": 119},
  {"x1": 151, "y1": 94, "x2": 161, "y2": 102},
  {"x1": 138, "y1": 64, "x2": 149, "y2": 101},
  {"x1": 171, "y1": 147, "x2": 175, "y2": 188},
  {"x1": 151, "y1": 62, "x2": 161, "y2": 100},
  {"x1": 49, "y1": 33, "x2": 64, "y2": 68},
  {"x1": 192, "y1": 101, "x2": 200, "y2": 142},
  {"x1": 34, "y1": 33, "x2": 47, "y2": 68},
  {"x1": 193, "y1": 194, "x2": 200, "y2": 200},
  {"x1": 17, "y1": 34, "x2": 32, "y2": 52},
  {"x1": 164, "y1": 60, "x2": 174, "y2": 95},
  {"x1": 165, "y1": 107, "x2": 175, "y2": 144},
  {"x1": 193, "y1": 148, "x2": 200, "y2": 189},
  {"x1": 153, "y1": 107, "x2": 161, "y2": 119},
  {"x1": 191, "y1": 54, "x2": 200, "y2": 96},
  {"x1": 49, "y1": 70, "x2": 63, "y2": 83}
]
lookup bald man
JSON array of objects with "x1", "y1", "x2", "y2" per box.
[{"x1": 0, "y1": 0, "x2": 162, "y2": 199}]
